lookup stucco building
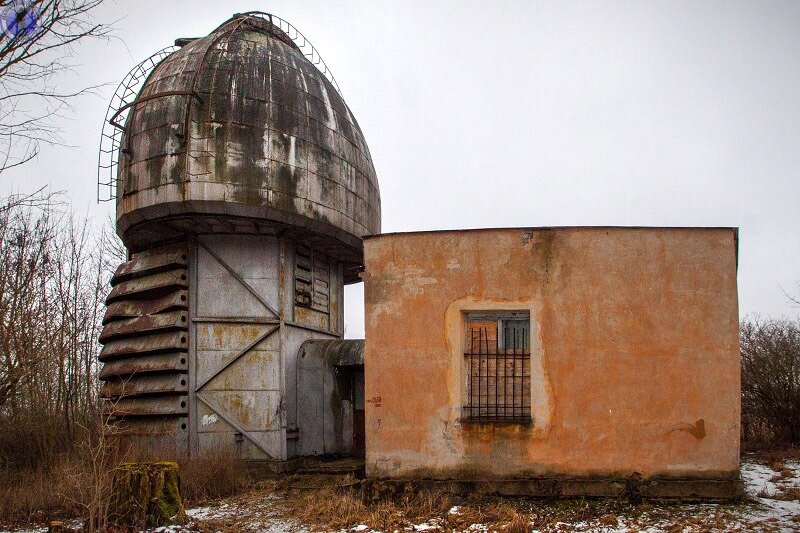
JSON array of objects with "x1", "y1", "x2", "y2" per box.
[{"x1": 362, "y1": 227, "x2": 741, "y2": 499}]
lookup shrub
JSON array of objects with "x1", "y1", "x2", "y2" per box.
[{"x1": 741, "y1": 318, "x2": 800, "y2": 447}]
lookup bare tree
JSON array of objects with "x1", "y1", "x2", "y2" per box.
[
  {"x1": 741, "y1": 317, "x2": 800, "y2": 446},
  {"x1": 0, "y1": 0, "x2": 110, "y2": 172},
  {"x1": 0, "y1": 188, "x2": 115, "y2": 467}
]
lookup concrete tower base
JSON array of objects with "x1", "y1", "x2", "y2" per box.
[{"x1": 100, "y1": 234, "x2": 359, "y2": 460}]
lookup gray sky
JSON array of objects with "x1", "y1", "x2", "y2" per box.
[{"x1": 2, "y1": 1, "x2": 799, "y2": 338}]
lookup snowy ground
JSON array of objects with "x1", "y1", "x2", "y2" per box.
[
  {"x1": 176, "y1": 455, "x2": 800, "y2": 533},
  {"x1": 3, "y1": 456, "x2": 799, "y2": 532}
]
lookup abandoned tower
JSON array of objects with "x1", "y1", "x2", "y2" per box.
[
  {"x1": 99, "y1": 12, "x2": 741, "y2": 499},
  {"x1": 99, "y1": 13, "x2": 378, "y2": 460}
]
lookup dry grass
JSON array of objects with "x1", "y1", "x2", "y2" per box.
[
  {"x1": 274, "y1": 475, "x2": 635, "y2": 532},
  {"x1": 749, "y1": 447, "x2": 800, "y2": 462},
  {"x1": 0, "y1": 458, "x2": 84, "y2": 527},
  {"x1": 775, "y1": 487, "x2": 800, "y2": 501},
  {"x1": 281, "y1": 477, "x2": 459, "y2": 531},
  {"x1": 178, "y1": 450, "x2": 253, "y2": 505},
  {"x1": 0, "y1": 441, "x2": 252, "y2": 529}
]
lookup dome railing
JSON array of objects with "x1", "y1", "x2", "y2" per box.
[
  {"x1": 241, "y1": 12, "x2": 342, "y2": 96},
  {"x1": 97, "y1": 46, "x2": 179, "y2": 202}
]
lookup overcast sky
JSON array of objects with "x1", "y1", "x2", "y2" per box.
[{"x1": 2, "y1": 0, "x2": 799, "y2": 337}]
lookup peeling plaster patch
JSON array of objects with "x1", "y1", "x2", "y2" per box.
[
  {"x1": 373, "y1": 451, "x2": 440, "y2": 475},
  {"x1": 202, "y1": 413, "x2": 219, "y2": 427},
  {"x1": 367, "y1": 300, "x2": 400, "y2": 331},
  {"x1": 383, "y1": 263, "x2": 438, "y2": 298},
  {"x1": 428, "y1": 405, "x2": 459, "y2": 457},
  {"x1": 522, "y1": 231, "x2": 534, "y2": 246},
  {"x1": 367, "y1": 263, "x2": 438, "y2": 330},
  {"x1": 672, "y1": 419, "x2": 707, "y2": 440}
]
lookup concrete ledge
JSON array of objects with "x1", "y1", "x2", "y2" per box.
[
  {"x1": 247, "y1": 457, "x2": 365, "y2": 478},
  {"x1": 363, "y1": 475, "x2": 744, "y2": 502}
]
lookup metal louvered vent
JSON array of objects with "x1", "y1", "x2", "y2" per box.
[{"x1": 99, "y1": 244, "x2": 190, "y2": 445}]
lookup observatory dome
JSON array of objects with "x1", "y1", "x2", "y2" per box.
[{"x1": 116, "y1": 13, "x2": 380, "y2": 265}]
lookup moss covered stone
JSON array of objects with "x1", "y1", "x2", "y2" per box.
[{"x1": 110, "y1": 461, "x2": 186, "y2": 527}]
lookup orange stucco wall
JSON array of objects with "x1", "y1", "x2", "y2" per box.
[{"x1": 363, "y1": 227, "x2": 740, "y2": 480}]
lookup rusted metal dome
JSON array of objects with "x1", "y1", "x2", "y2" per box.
[{"x1": 116, "y1": 13, "x2": 381, "y2": 264}]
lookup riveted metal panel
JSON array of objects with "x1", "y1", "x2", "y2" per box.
[
  {"x1": 103, "y1": 291, "x2": 188, "y2": 324},
  {"x1": 101, "y1": 373, "x2": 188, "y2": 398},
  {"x1": 99, "y1": 310, "x2": 188, "y2": 343},
  {"x1": 100, "y1": 331, "x2": 188, "y2": 361},
  {"x1": 192, "y1": 235, "x2": 286, "y2": 459},
  {"x1": 99, "y1": 353, "x2": 188, "y2": 379},
  {"x1": 102, "y1": 396, "x2": 187, "y2": 417},
  {"x1": 111, "y1": 244, "x2": 188, "y2": 285},
  {"x1": 106, "y1": 269, "x2": 188, "y2": 304}
]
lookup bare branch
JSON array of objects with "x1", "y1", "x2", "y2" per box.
[{"x1": 0, "y1": 0, "x2": 111, "y2": 172}]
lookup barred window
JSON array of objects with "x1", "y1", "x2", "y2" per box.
[{"x1": 463, "y1": 311, "x2": 531, "y2": 423}]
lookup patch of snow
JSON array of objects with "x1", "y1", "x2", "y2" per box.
[{"x1": 741, "y1": 460, "x2": 780, "y2": 496}]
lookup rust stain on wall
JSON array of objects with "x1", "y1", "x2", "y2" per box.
[{"x1": 672, "y1": 419, "x2": 707, "y2": 440}]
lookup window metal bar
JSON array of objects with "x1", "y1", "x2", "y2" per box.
[
  {"x1": 506, "y1": 326, "x2": 511, "y2": 419},
  {"x1": 511, "y1": 323, "x2": 516, "y2": 420},
  {"x1": 477, "y1": 327, "x2": 482, "y2": 419},
  {"x1": 495, "y1": 323, "x2": 499, "y2": 420}
]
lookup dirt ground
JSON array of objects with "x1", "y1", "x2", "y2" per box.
[{"x1": 4, "y1": 454, "x2": 800, "y2": 533}]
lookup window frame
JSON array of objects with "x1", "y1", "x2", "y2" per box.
[{"x1": 462, "y1": 310, "x2": 532, "y2": 424}]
